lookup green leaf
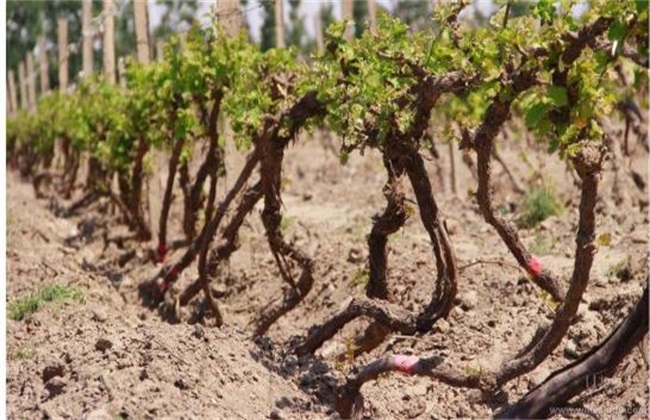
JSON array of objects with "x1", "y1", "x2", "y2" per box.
[
  {"x1": 593, "y1": 50, "x2": 609, "y2": 74},
  {"x1": 607, "y1": 20, "x2": 627, "y2": 42},
  {"x1": 636, "y1": 0, "x2": 649, "y2": 13},
  {"x1": 534, "y1": 0, "x2": 555, "y2": 23},
  {"x1": 525, "y1": 102, "x2": 550, "y2": 128},
  {"x1": 548, "y1": 86, "x2": 569, "y2": 107}
]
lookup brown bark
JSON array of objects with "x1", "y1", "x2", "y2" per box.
[
  {"x1": 177, "y1": 91, "x2": 325, "y2": 326},
  {"x1": 498, "y1": 285, "x2": 648, "y2": 419},
  {"x1": 403, "y1": 149, "x2": 458, "y2": 330},
  {"x1": 181, "y1": 93, "x2": 223, "y2": 242},
  {"x1": 294, "y1": 297, "x2": 419, "y2": 357},
  {"x1": 492, "y1": 145, "x2": 603, "y2": 387},
  {"x1": 367, "y1": 156, "x2": 408, "y2": 300},
  {"x1": 195, "y1": 158, "x2": 222, "y2": 322},
  {"x1": 178, "y1": 182, "x2": 263, "y2": 307},
  {"x1": 335, "y1": 152, "x2": 603, "y2": 414},
  {"x1": 157, "y1": 137, "x2": 185, "y2": 261},
  {"x1": 252, "y1": 130, "x2": 315, "y2": 337},
  {"x1": 467, "y1": 68, "x2": 566, "y2": 302},
  {"x1": 128, "y1": 137, "x2": 152, "y2": 241},
  {"x1": 153, "y1": 149, "x2": 260, "y2": 294}
]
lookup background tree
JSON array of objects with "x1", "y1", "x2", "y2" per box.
[
  {"x1": 152, "y1": 0, "x2": 200, "y2": 41},
  {"x1": 319, "y1": 3, "x2": 336, "y2": 36},
  {"x1": 6, "y1": 0, "x2": 85, "y2": 90},
  {"x1": 286, "y1": 0, "x2": 305, "y2": 49},
  {"x1": 393, "y1": 0, "x2": 431, "y2": 32},
  {"x1": 259, "y1": 0, "x2": 276, "y2": 51},
  {"x1": 353, "y1": 0, "x2": 368, "y2": 38}
]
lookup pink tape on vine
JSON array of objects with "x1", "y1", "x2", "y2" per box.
[
  {"x1": 393, "y1": 355, "x2": 420, "y2": 375},
  {"x1": 169, "y1": 266, "x2": 180, "y2": 279},
  {"x1": 156, "y1": 244, "x2": 169, "y2": 263},
  {"x1": 157, "y1": 277, "x2": 169, "y2": 293},
  {"x1": 527, "y1": 255, "x2": 543, "y2": 277}
]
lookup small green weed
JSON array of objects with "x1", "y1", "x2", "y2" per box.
[
  {"x1": 464, "y1": 364, "x2": 485, "y2": 378},
  {"x1": 9, "y1": 347, "x2": 37, "y2": 360},
  {"x1": 519, "y1": 186, "x2": 563, "y2": 228},
  {"x1": 539, "y1": 290, "x2": 560, "y2": 313},
  {"x1": 280, "y1": 215, "x2": 295, "y2": 232},
  {"x1": 530, "y1": 232, "x2": 554, "y2": 256},
  {"x1": 9, "y1": 283, "x2": 84, "y2": 321},
  {"x1": 606, "y1": 256, "x2": 632, "y2": 281},
  {"x1": 334, "y1": 338, "x2": 360, "y2": 373},
  {"x1": 349, "y1": 267, "x2": 370, "y2": 288}
]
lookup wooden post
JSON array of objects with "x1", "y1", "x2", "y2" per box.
[
  {"x1": 18, "y1": 60, "x2": 28, "y2": 111},
  {"x1": 133, "y1": 0, "x2": 150, "y2": 65},
  {"x1": 38, "y1": 36, "x2": 49, "y2": 94},
  {"x1": 8, "y1": 70, "x2": 18, "y2": 115},
  {"x1": 82, "y1": 0, "x2": 93, "y2": 78},
  {"x1": 216, "y1": 1, "x2": 241, "y2": 38},
  {"x1": 156, "y1": 40, "x2": 165, "y2": 62},
  {"x1": 314, "y1": 14, "x2": 324, "y2": 54},
  {"x1": 117, "y1": 57, "x2": 127, "y2": 88},
  {"x1": 178, "y1": 32, "x2": 187, "y2": 50},
  {"x1": 368, "y1": 0, "x2": 377, "y2": 28},
  {"x1": 57, "y1": 18, "x2": 69, "y2": 91},
  {"x1": 274, "y1": 0, "x2": 285, "y2": 48},
  {"x1": 6, "y1": 79, "x2": 12, "y2": 116},
  {"x1": 449, "y1": 142, "x2": 458, "y2": 195},
  {"x1": 103, "y1": 0, "x2": 116, "y2": 84},
  {"x1": 342, "y1": 0, "x2": 354, "y2": 39},
  {"x1": 26, "y1": 52, "x2": 37, "y2": 112}
]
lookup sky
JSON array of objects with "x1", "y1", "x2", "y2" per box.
[{"x1": 147, "y1": 1, "x2": 499, "y2": 43}]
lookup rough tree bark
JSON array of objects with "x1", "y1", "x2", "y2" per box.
[{"x1": 498, "y1": 285, "x2": 648, "y2": 419}]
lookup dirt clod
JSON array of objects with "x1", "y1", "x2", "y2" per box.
[
  {"x1": 459, "y1": 290, "x2": 478, "y2": 311},
  {"x1": 84, "y1": 408, "x2": 112, "y2": 420},
  {"x1": 193, "y1": 324, "x2": 205, "y2": 339},
  {"x1": 347, "y1": 247, "x2": 365, "y2": 264},
  {"x1": 95, "y1": 338, "x2": 113, "y2": 352},
  {"x1": 91, "y1": 309, "x2": 108, "y2": 323},
  {"x1": 43, "y1": 364, "x2": 65, "y2": 383},
  {"x1": 174, "y1": 378, "x2": 189, "y2": 390},
  {"x1": 45, "y1": 377, "x2": 67, "y2": 398}
]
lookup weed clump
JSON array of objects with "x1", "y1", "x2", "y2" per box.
[
  {"x1": 8, "y1": 283, "x2": 84, "y2": 321},
  {"x1": 519, "y1": 187, "x2": 563, "y2": 228}
]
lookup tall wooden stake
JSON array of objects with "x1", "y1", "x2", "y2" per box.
[
  {"x1": 117, "y1": 57, "x2": 127, "y2": 88},
  {"x1": 26, "y1": 52, "x2": 37, "y2": 112},
  {"x1": 38, "y1": 36, "x2": 49, "y2": 94},
  {"x1": 82, "y1": 0, "x2": 93, "y2": 78},
  {"x1": 156, "y1": 40, "x2": 165, "y2": 62},
  {"x1": 216, "y1": 1, "x2": 242, "y2": 38},
  {"x1": 134, "y1": 0, "x2": 151, "y2": 65},
  {"x1": 449, "y1": 142, "x2": 458, "y2": 195},
  {"x1": 6, "y1": 79, "x2": 12, "y2": 116},
  {"x1": 368, "y1": 0, "x2": 377, "y2": 28},
  {"x1": 274, "y1": 0, "x2": 285, "y2": 48},
  {"x1": 57, "y1": 18, "x2": 69, "y2": 91},
  {"x1": 18, "y1": 60, "x2": 28, "y2": 111},
  {"x1": 342, "y1": 0, "x2": 354, "y2": 39},
  {"x1": 314, "y1": 14, "x2": 324, "y2": 54},
  {"x1": 103, "y1": 0, "x2": 116, "y2": 85},
  {"x1": 8, "y1": 70, "x2": 18, "y2": 116}
]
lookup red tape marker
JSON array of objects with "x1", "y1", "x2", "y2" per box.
[
  {"x1": 527, "y1": 255, "x2": 543, "y2": 277},
  {"x1": 156, "y1": 244, "x2": 169, "y2": 263},
  {"x1": 393, "y1": 355, "x2": 420, "y2": 375},
  {"x1": 157, "y1": 277, "x2": 169, "y2": 293}
]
